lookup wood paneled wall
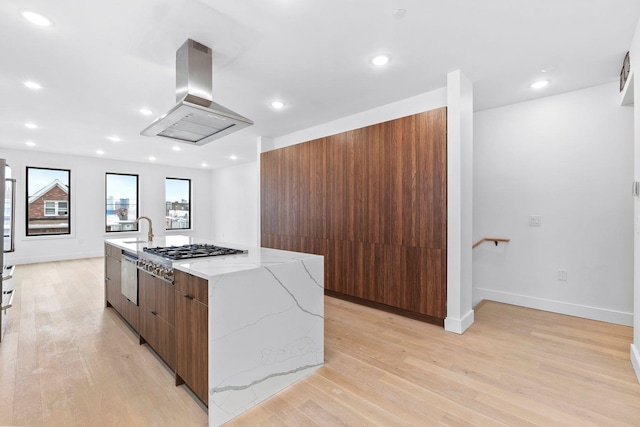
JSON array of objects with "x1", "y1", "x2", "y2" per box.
[{"x1": 261, "y1": 107, "x2": 447, "y2": 322}]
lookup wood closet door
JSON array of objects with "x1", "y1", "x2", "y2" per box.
[{"x1": 261, "y1": 107, "x2": 447, "y2": 322}]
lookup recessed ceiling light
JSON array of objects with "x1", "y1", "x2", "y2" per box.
[
  {"x1": 21, "y1": 10, "x2": 52, "y2": 27},
  {"x1": 172, "y1": 146, "x2": 181, "y2": 152},
  {"x1": 25, "y1": 122, "x2": 38, "y2": 129},
  {"x1": 96, "y1": 149, "x2": 104, "y2": 155},
  {"x1": 149, "y1": 156, "x2": 156, "y2": 161},
  {"x1": 139, "y1": 108, "x2": 153, "y2": 116},
  {"x1": 106, "y1": 135, "x2": 121, "y2": 142},
  {"x1": 23, "y1": 81, "x2": 42, "y2": 90},
  {"x1": 270, "y1": 100, "x2": 285, "y2": 109},
  {"x1": 529, "y1": 80, "x2": 550, "y2": 89},
  {"x1": 25, "y1": 141, "x2": 36, "y2": 147},
  {"x1": 201, "y1": 162, "x2": 207, "y2": 167},
  {"x1": 230, "y1": 155, "x2": 238, "y2": 160},
  {"x1": 371, "y1": 55, "x2": 390, "y2": 66}
]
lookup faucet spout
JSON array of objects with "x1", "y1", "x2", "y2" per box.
[{"x1": 135, "y1": 216, "x2": 154, "y2": 242}]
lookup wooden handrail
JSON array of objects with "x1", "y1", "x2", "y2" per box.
[{"x1": 472, "y1": 237, "x2": 510, "y2": 249}]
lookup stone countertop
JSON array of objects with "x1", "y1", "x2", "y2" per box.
[
  {"x1": 105, "y1": 235, "x2": 323, "y2": 281},
  {"x1": 105, "y1": 235, "x2": 208, "y2": 255},
  {"x1": 175, "y1": 248, "x2": 322, "y2": 279}
]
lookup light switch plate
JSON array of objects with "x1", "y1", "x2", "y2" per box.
[
  {"x1": 528, "y1": 215, "x2": 541, "y2": 226},
  {"x1": 558, "y1": 269, "x2": 568, "y2": 281}
]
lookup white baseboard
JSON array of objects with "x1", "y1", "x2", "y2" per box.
[
  {"x1": 632, "y1": 344, "x2": 640, "y2": 384},
  {"x1": 445, "y1": 309, "x2": 475, "y2": 334},
  {"x1": 476, "y1": 288, "x2": 633, "y2": 326},
  {"x1": 8, "y1": 251, "x2": 104, "y2": 265}
]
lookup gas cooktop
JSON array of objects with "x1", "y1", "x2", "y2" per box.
[{"x1": 143, "y1": 243, "x2": 247, "y2": 260}]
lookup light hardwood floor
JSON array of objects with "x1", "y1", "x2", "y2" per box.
[{"x1": 1, "y1": 258, "x2": 639, "y2": 426}]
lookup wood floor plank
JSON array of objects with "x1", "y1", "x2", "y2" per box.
[
  {"x1": 1, "y1": 258, "x2": 639, "y2": 426},
  {"x1": 318, "y1": 356, "x2": 446, "y2": 425},
  {"x1": 304, "y1": 372, "x2": 405, "y2": 426},
  {"x1": 0, "y1": 258, "x2": 208, "y2": 427}
]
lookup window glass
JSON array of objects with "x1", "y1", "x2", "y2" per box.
[
  {"x1": 26, "y1": 167, "x2": 71, "y2": 236},
  {"x1": 165, "y1": 178, "x2": 190, "y2": 230},
  {"x1": 106, "y1": 173, "x2": 139, "y2": 232},
  {"x1": 58, "y1": 201, "x2": 68, "y2": 215}
]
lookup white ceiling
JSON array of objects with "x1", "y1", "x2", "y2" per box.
[{"x1": 1, "y1": 0, "x2": 639, "y2": 170}]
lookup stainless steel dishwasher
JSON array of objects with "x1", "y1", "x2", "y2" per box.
[{"x1": 121, "y1": 252, "x2": 138, "y2": 304}]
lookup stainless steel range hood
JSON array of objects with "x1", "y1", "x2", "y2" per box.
[{"x1": 141, "y1": 39, "x2": 253, "y2": 145}]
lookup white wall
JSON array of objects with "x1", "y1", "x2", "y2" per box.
[
  {"x1": 267, "y1": 88, "x2": 447, "y2": 152},
  {"x1": 474, "y1": 82, "x2": 634, "y2": 325},
  {"x1": 0, "y1": 148, "x2": 212, "y2": 265},
  {"x1": 210, "y1": 161, "x2": 259, "y2": 247},
  {"x1": 629, "y1": 14, "x2": 640, "y2": 382},
  {"x1": 445, "y1": 70, "x2": 475, "y2": 334}
]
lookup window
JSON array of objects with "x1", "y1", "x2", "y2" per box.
[
  {"x1": 165, "y1": 178, "x2": 190, "y2": 230},
  {"x1": 44, "y1": 201, "x2": 68, "y2": 216},
  {"x1": 26, "y1": 167, "x2": 71, "y2": 236},
  {"x1": 105, "y1": 173, "x2": 139, "y2": 232}
]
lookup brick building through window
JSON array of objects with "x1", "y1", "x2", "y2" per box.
[{"x1": 27, "y1": 179, "x2": 69, "y2": 235}]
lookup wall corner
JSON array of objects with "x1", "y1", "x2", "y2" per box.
[
  {"x1": 632, "y1": 343, "x2": 640, "y2": 383},
  {"x1": 445, "y1": 69, "x2": 474, "y2": 333},
  {"x1": 257, "y1": 136, "x2": 274, "y2": 246},
  {"x1": 631, "y1": 14, "x2": 640, "y2": 379}
]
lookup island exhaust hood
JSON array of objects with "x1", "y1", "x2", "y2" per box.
[{"x1": 141, "y1": 39, "x2": 253, "y2": 145}]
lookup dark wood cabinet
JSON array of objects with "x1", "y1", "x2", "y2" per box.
[
  {"x1": 104, "y1": 245, "x2": 211, "y2": 406},
  {"x1": 139, "y1": 270, "x2": 176, "y2": 370},
  {"x1": 175, "y1": 270, "x2": 208, "y2": 405},
  {"x1": 104, "y1": 243, "x2": 139, "y2": 332},
  {"x1": 119, "y1": 297, "x2": 139, "y2": 331},
  {"x1": 104, "y1": 244, "x2": 121, "y2": 310},
  {"x1": 104, "y1": 243, "x2": 138, "y2": 331},
  {"x1": 261, "y1": 108, "x2": 447, "y2": 324}
]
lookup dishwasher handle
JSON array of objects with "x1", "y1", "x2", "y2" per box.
[{"x1": 122, "y1": 252, "x2": 138, "y2": 263}]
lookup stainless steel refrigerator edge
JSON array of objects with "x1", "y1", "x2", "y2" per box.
[
  {"x1": 0, "y1": 158, "x2": 16, "y2": 342},
  {"x1": 0, "y1": 159, "x2": 5, "y2": 341}
]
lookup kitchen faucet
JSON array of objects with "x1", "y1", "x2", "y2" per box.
[{"x1": 135, "y1": 216, "x2": 154, "y2": 242}]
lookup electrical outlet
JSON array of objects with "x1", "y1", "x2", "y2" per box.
[
  {"x1": 558, "y1": 269, "x2": 568, "y2": 281},
  {"x1": 528, "y1": 215, "x2": 542, "y2": 226}
]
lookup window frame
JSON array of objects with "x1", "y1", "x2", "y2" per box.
[
  {"x1": 105, "y1": 172, "x2": 140, "y2": 233},
  {"x1": 165, "y1": 177, "x2": 191, "y2": 230},
  {"x1": 44, "y1": 200, "x2": 68, "y2": 217},
  {"x1": 26, "y1": 166, "x2": 71, "y2": 237}
]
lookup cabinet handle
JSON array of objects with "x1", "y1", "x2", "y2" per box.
[
  {"x1": 184, "y1": 294, "x2": 194, "y2": 300},
  {"x1": 150, "y1": 310, "x2": 157, "y2": 316}
]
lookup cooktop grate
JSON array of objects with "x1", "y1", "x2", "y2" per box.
[{"x1": 143, "y1": 244, "x2": 246, "y2": 260}]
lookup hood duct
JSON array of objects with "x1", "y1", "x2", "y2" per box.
[{"x1": 141, "y1": 39, "x2": 253, "y2": 145}]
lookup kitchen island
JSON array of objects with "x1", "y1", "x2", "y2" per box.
[{"x1": 105, "y1": 236, "x2": 324, "y2": 426}]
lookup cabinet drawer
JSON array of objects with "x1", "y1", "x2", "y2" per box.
[
  {"x1": 105, "y1": 243, "x2": 122, "y2": 259},
  {"x1": 175, "y1": 270, "x2": 208, "y2": 305},
  {"x1": 119, "y1": 296, "x2": 139, "y2": 332},
  {"x1": 176, "y1": 291, "x2": 208, "y2": 404},
  {"x1": 139, "y1": 271, "x2": 175, "y2": 326},
  {"x1": 140, "y1": 308, "x2": 176, "y2": 370}
]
